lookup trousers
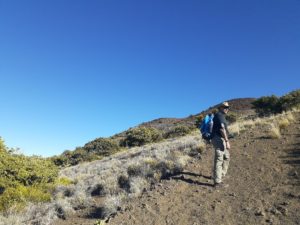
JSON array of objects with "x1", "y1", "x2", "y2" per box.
[{"x1": 211, "y1": 136, "x2": 230, "y2": 184}]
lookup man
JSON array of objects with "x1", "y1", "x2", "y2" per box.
[{"x1": 211, "y1": 101, "x2": 231, "y2": 188}]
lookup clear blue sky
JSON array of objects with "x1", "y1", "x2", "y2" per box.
[{"x1": 0, "y1": 0, "x2": 299, "y2": 157}]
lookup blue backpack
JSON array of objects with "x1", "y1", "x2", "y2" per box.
[{"x1": 199, "y1": 114, "x2": 214, "y2": 141}]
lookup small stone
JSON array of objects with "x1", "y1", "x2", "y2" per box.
[
  {"x1": 229, "y1": 192, "x2": 236, "y2": 197},
  {"x1": 255, "y1": 210, "x2": 265, "y2": 217},
  {"x1": 266, "y1": 218, "x2": 273, "y2": 223}
]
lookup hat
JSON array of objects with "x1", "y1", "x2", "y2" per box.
[{"x1": 221, "y1": 101, "x2": 230, "y2": 108}]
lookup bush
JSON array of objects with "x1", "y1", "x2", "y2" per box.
[
  {"x1": 0, "y1": 185, "x2": 52, "y2": 211},
  {"x1": 0, "y1": 138, "x2": 59, "y2": 212},
  {"x1": 83, "y1": 138, "x2": 120, "y2": 156},
  {"x1": 252, "y1": 95, "x2": 281, "y2": 116},
  {"x1": 279, "y1": 89, "x2": 300, "y2": 112},
  {"x1": 0, "y1": 152, "x2": 58, "y2": 186},
  {"x1": 252, "y1": 89, "x2": 300, "y2": 116},
  {"x1": 122, "y1": 127, "x2": 163, "y2": 147},
  {"x1": 164, "y1": 125, "x2": 193, "y2": 138},
  {"x1": 52, "y1": 147, "x2": 103, "y2": 167}
]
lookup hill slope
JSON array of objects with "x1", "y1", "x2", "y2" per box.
[
  {"x1": 107, "y1": 112, "x2": 300, "y2": 225},
  {"x1": 52, "y1": 111, "x2": 300, "y2": 225}
]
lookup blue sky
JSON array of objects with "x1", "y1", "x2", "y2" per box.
[{"x1": 0, "y1": 0, "x2": 299, "y2": 157}]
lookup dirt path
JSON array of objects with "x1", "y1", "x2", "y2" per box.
[{"x1": 108, "y1": 113, "x2": 300, "y2": 225}]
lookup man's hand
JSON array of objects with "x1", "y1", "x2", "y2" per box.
[{"x1": 226, "y1": 141, "x2": 231, "y2": 149}]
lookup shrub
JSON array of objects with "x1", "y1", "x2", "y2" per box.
[
  {"x1": 83, "y1": 138, "x2": 120, "y2": 156},
  {"x1": 0, "y1": 152, "x2": 58, "y2": 186},
  {"x1": 117, "y1": 175, "x2": 130, "y2": 191},
  {"x1": 164, "y1": 125, "x2": 193, "y2": 139},
  {"x1": 278, "y1": 118, "x2": 290, "y2": 131},
  {"x1": 0, "y1": 185, "x2": 52, "y2": 211},
  {"x1": 0, "y1": 137, "x2": 7, "y2": 152},
  {"x1": 268, "y1": 124, "x2": 281, "y2": 139},
  {"x1": 52, "y1": 147, "x2": 104, "y2": 167},
  {"x1": 122, "y1": 127, "x2": 163, "y2": 147},
  {"x1": 252, "y1": 95, "x2": 281, "y2": 116},
  {"x1": 252, "y1": 89, "x2": 300, "y2": 116},
  {"x1": 279, "y1": 89, "x2": 300, "y2": 111},
  {"x1": 0, "y1": 139, "x2": 59, "y2": 212}
]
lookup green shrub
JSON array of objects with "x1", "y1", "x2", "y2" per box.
[
  {"x1": 0, "y1": 139, "x2": 59, "y2": 211},
  {"x1": 52, "y1": 147, "x2": 104, "y2": 167},
  {"x1": 122, "y1": 127, "x2": 163, "y2": 147},
  {"x1": 252, "y1": 89, "x2": 300, "y2": 116},
  {"x1": 0, "y1": 152, "x2": 58, "y2": 186},
  {"x1": 279, "y1": 89, "x2": 300, "y2": 111},
  {"x1": 0, "y1": 184, "x2": 52, "y2": 211},
  {"x1": 164, "y1": 125, "x2": 193, "y2": 138},
  {"x1": 252, "y1": 95, "x2": 281, "y2": 116},
  {"x1": 0, "y1": 137, "x2": 7, "y2": 152},
  {"x1": 83, "y1": 138, "x2": 120, "y2": 156}
]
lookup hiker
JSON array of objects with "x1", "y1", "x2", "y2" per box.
[{"x1": 211, "y1": 101, "x2": 231, "y2": 188}]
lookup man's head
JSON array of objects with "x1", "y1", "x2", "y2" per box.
[{"x1": 219, "y1": 101, "x2": 230, "y2": 114}]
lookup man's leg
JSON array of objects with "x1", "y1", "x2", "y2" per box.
[
  {"x1": 222, "y1": 149, "x2": 230, "y2": 177},
  {"x1": 214, "y1": 149, "x2": 224, "y2": 184}
]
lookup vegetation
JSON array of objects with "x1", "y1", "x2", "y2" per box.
[
  {"x1": 121, "y1": 127, "x2": 163, "y2": 147},
  {"x1": 164, "y1": 125, "x2": 194, "y2": 139},
  {"x1": 252, "y1": 89, "x2": 300, "y2": 116},
  {"x1": 52, "y1": 138, "x2": 121, "y2": 167},
  {"x1": 83, "y1": 137, "x2": 120, "y2": 155},
  {"x1": 0, "y1": 137, "x2": 59, "y2": 211},
  {"x1": 51, "y1": 147, "x2": 101, "y2": 167}
]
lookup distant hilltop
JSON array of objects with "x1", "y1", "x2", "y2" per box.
[{"x1": 120, "y1": 97, "x2": 256, "y2": 134}]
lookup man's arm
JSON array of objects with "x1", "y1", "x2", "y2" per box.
[
  {"x1": 220, "y1": 123, "x2": 230, "y2": 149},
  {"x1": 220, "y1": 123, "x2": 228, "y2": 140}
]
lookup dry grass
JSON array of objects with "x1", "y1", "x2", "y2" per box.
[
  {"x1": 268, "y1": 123, "x2": 281, "y2": 139},
  {"x1": 229, "y1": 109, "x2": 298, "y2": 139},
  {"x1": 43, "y1": 135, "x2": 201, "y2": 223},
  {"x1": 278, "y1": 118, "x2": 290, "y2": 131}
]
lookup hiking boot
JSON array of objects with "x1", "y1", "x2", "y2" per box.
[{"x1": 214, "y1": 182, "x2": 229, "y2": 189}]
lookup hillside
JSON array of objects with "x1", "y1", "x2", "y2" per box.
[
  {"x1": 48, "y1": 110, "x2": 300, "y2": 225},
  {"x1": 52, "y1": 98, "x2": 256, "y2": 167},
  {"x1": 1, "y1": 93, "x2": 299, "y2": 225},
  {"x1": 107, "y1": 111, "x2": 300, "y2": 225},
  {"x1": 113, "y1": 98, "x2": 256, "y2": 137}
]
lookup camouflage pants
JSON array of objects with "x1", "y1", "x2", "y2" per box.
[{"x1": 212, "y1": 136, "x2": 230, "y2": 184}]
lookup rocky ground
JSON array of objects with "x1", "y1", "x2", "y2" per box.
[{"x1": 55, "y1": 112, "x2": 300, "y2": 225}]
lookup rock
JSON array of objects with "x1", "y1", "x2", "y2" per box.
[
  {"x1": 269, "y1": 207, "x2": 280, "y2": 215},
  {"x1": 266, "y1": 218, "x2": 274, "y2": 224},
  {"x1": 280, "y1": 201, "x2": 289, "y2": 206},
  {"x1": 255, "y1": 210, "x2": 265, "y2": 217},
  {"x1": 276, "y1": 206, "x2": 288, "y2": 216},
  {"x1": 229, "y1": 192, "x2": 237, "y2": 197}
]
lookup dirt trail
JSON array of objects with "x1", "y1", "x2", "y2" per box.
[
  {"x1": 56, "y1": 112, "x2": 300, "y2": 225},
  {"x1": 108, "y1": 113, "x2": 300, "y2": 225}
]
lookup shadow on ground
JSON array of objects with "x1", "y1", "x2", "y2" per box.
[
  {"x1": 281, "y1": 143, "x2": 300, "y2": 186},
  {"x1": 171, "y1": 172, "x2": 214, "y2": 187}
]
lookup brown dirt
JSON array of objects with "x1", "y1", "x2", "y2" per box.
[{"x1": 55, "y1": 112, "x2": 300, "y2": 225}]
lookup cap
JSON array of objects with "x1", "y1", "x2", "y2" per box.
[
  {"x1": 220, "y1": 101, "x2": 230, "y2": 108},
  {"x1": 222, "y1": 101, "x2": 229, "y2": 107}
]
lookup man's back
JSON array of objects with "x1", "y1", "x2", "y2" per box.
[{"x1": 212, "y1": 111, "x2": 228, "y2": 137}]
